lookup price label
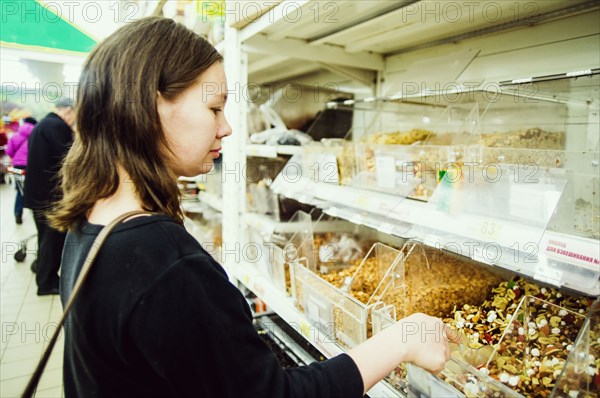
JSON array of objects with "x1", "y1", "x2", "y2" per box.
[
  {"x1": 477, "y1": 220, "x2": 502, "y2": 240},
  {"x1": 242, "y1": 274, "x2": 251, "y2": 286},
  {"x1": 299, "y1": 321, "x2": 312, "y2": 339},
  {"x1": 356, "y1": 195, "x2": 369, "y2": 208}
]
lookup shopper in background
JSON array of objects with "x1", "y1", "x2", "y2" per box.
[
  {"x1": 5, "y1": 117, "x2": 37, "y2": 224},
  {"x1": 0, "y1": 118, "x2": 8, "y2": 184},
  {"x1": 50, "y1": 18, "x2": 457, "y2": 398},
  {"x1": 24, "y1": 98, "x2": 75, "y2": 295}
]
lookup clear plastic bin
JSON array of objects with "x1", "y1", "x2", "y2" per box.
[
  {"x1": 406, "y1": 294, "x2": 592, "y2": 398},
  {"x1": 369, "y1": 244, "x2": 505, "y2": 393},
  {"x1": 481, "y1": 295, "x2": 587, "y2": 397},
  {"x1": 408, "y1": 359, "x2": 516, "y2": 398},
  {"x1": 265, "y1": 210, "x2": 315, "y2": 294},
  {"x1": 291, "y1": 242, "x2": 402, "y2": 349},
  {"x1": 372, "y1": 244, "x2": 505, "y2": 323},
  {"x1": 263, "y1": 211, "x2": 363, "y2": 294},
  {"x1": 474, "y1": 148, "x2": 599, "y2": 240},
  {"x1": 553, "y1": 299, "x2": 599, "y2": 398}
]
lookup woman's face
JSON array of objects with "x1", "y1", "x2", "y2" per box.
[{"x1": 158, "y1": 62, "x2": 232, "y2": 177}]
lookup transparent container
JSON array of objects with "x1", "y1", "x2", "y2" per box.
[
  {"x1": 480, "y1": 295, "x2": 587, "y2": 397},
  {"x1": 267, "y1": 210, "x2": 315, "y2": 294},
  {"x1": 477, "y1": 93, "x2": 567, "y2": 150},
  {"x1": 496, "y1": 73, "x2": 599, "y2": 152},
  {"x1": 341, "y1": 99, "x2": 479, "y2": 200},
  {"x1": 553, "y1": 299, "x2": 600, "y2": 398},
  {"x1": 406, "y1": 294, "x2": 592, "y2": 398},
  {"x1": 372, "y1": 244, "x2": 505, "y2": 323},
  {"x1": 263, "y1": 211, "x2": 362, "y2": 294},
  {"x1": 370, "y1": 244, "x2": 505, "y2": 393},
  {"x1": 291, "y1": 242, "x2": 402, "y2": 349},
  {"x1": 246, "y1": 156, "x2": 287, "y2": 217},
  {"x1": 477, "y1": 147, "x2": 599, "y2": 240},
  {"x1": 408, "y1": 359, "x2": 516, "y2": 398},
  {"x1": 350, "y1": 100, "x2": 480, "y2": 145}
]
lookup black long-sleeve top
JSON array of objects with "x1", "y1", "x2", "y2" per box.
[{"x1": 60, "y1": 214, "x2": 364, "y2": 397}]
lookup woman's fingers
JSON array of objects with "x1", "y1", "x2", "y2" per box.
[{"x1": 444, "y1": 324, "x2": 462, "y2": 344}]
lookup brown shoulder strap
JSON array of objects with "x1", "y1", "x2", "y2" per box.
[{"x1": 22, "y1": 210, "x2": 152, "y2": 398}]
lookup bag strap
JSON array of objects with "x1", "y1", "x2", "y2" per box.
[{"x1": 22, "y1": 210, "x2": 152, "y2": 398}]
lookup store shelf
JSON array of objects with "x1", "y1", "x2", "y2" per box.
[
  {"x1": 181, "y1": 200, "x2": 205, "y2": 213},
  {"x1": 243, "y1": 212, "x2": 360, "y2": 239},
  {"x1": 222, "y1": 259, "x2": 402, "y2": 398},
  {"x1": 197, "y1": 191, "x2": 223, "y2": 212},
  {"x1": 271, "y1": 173, "x2": 600, "y2": 296},
  {"x1": 221, "y1": 3, "x2": 600, "y2": 398},
  {"x1": 246, "y1": 144, "x2": 304, "y2": 158}
]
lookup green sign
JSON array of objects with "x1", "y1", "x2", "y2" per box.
[{"x1": 0, "y1": 0, "x2": 96, "y2": 54}]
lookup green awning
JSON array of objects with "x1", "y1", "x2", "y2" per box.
[{"x1": 0, "y1": 0, "x2": 97, "y2": 54}]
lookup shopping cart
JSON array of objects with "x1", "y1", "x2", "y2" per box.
[{"x1": 7, "y1": 166, "x2": 36, "y2": 263}]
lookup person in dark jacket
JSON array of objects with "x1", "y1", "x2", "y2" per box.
[
  {"x1": 24, "y1": 99, "x2": 75, "y2": 295},
  {"x1": 49, "y1": 18, "x2": 456, "y2": 397},
  {"x1": 6, "y1": 117, "x2": 37, "y2": 224}
]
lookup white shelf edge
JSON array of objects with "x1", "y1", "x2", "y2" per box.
[
  {"x1": 246, "y1": 144, "x2": 304, "y2": 158},
  {"x1": 276, "y1": 145, "x2": 304, "y2": 156},
  {"x1": 181, "y1": 201, "x2": 204, "y2": 213},
  {"x1": 223, "y1": 260, "x2": 402, "y2": 398},
  {"x1": 272, "y1": 177, "x2": 600, "y2": 296}
]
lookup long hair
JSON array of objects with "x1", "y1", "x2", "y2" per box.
[{"x1": 50, "y1": 17, "x2": 222, "y2": 231}]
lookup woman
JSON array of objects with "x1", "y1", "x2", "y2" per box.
[
  {"x1": 51, "y1": 17, "x2": 456, "y2": 397},
  {"x1": 5, "y1": 116, "x2": 37, "y2": 224}
]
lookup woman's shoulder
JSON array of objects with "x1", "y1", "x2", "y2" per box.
[{"x1": 81, "y1": 213, "x2": 205, "y2": 258}]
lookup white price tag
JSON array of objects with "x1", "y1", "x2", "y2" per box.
[
  {"x1": 375, "y1": 156, "x2": 396, "y2": 189},
  {"x1": 307, "y1": 299, "x2": 321, "y2": 324},
  {"x1": 534, "y1": 255, "x2": 563, "y2": 286}
]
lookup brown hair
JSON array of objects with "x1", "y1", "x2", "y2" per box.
[{"x1": 50, "y1": 17, "x2": 222, "y2": 231}]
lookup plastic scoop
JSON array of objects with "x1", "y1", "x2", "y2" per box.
[{"x1": 449, "y1": 330, "x2": 496, "y2": 369}]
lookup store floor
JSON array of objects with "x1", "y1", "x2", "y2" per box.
[{"x1": 0, "y1": 181, "x2": 65, "y2": 397}]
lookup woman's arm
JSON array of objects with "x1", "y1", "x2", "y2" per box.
[{"x1": 348, "y1": 313, "x2": 457, "y2": 394}]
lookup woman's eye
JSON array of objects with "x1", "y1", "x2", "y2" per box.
[{"x1": 212, "y1": 108, "x2": 222, "y2": 115}]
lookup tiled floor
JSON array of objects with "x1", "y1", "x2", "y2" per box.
[{"x1": 0, "y1": 180, "x2": 65, "y2": 397}]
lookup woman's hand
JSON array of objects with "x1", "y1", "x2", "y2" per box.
[
  {"x1": 347, "y1": 313, "x2": 459, "y2": 393},
  {"x1": 395, "y1": 313, "x2": 458, "y2": 373}
]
